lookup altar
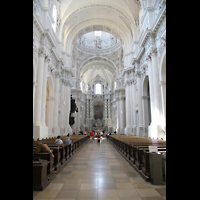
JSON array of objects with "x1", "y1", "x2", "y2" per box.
[{"x1": 93, "y1": 127, "x2": 104, "y2": 132}]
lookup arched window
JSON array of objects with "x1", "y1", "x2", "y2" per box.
[
  {"x1": 95, "y1": 31, "x2": 101, "y2": 37},
  {"x1": 52, "y1": 5, "x2": 57, "y2": 32},
  {"x1": 95, "y1": 84, "x2": 101, "y2": 94}
]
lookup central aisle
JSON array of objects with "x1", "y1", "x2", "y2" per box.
[{"x1": 33, "y1": 138, "x2": 166, "y2": 200}]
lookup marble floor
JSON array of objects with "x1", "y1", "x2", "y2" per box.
[{"x1": 33, "y1": 138, "x2": 166, "y2": 200}]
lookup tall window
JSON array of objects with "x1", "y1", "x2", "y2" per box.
[
  {"x1": 52, "y1": 5, "x2": 57, "y2": 32},
  {"x1": 95, "y1": 31, "x2": 101, "y2": 37},
  {"x1": 95, "y1": 84, "x2": 101, "y2": 94}
]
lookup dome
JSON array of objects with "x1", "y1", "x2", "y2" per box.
[{"x1": 76, "y1": 31, "x2": 120, "y2": 50}]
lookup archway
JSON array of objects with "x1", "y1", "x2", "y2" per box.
[
  {"x1": 142, "y1": 75, "x2": 151, "y2": 137},
  {"x1": 45, "y1": 77, "x2": 54, "y2": 137}
]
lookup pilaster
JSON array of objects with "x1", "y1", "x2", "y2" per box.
[
  {"x1": 135, "y1": 66, "x2": 145, "y2": 137},
  {"x1": 52, "y1": 71, "x2": 60, "y2": 136},
  {"x1": 33, "y1": 48, "x2": 48, "y2": 140}
]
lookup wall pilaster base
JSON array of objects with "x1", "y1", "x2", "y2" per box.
[{"x1": 33, "y1": 124, "x2": 48, "y2": 140}]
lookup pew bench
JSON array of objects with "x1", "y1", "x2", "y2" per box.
[
  {"x1": 33, "y1": 151, "x2": 55, "y2": 177},
  {"x1": 107, "y1": 135, "x2": 166, "y2": 182},
  {"x1": 33, "y1": 158, "x2": 49, "y2": 190}
]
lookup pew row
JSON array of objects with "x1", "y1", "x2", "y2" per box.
[
  {"x1": 33, "y1": 135, "x2": 89, "y2": 190},
  {"x1": 107, "y1": 135, "x2": 166, "y2": 183}
]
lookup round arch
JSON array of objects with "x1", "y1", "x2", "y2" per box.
[
  {"x1": 60, "y1": 1, "x2": 138, "y2": 44},
  {"x1": 80, "y1": 56, "x2": 116, "y2": 72},
  {"x1": 65, "y1": 22, "x2": 129, "y2": 55}
]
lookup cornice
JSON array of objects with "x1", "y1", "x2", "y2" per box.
[
  {"x1": 139, "y1": 28, "x2": 152, "y2": 47},
  {"x1": 115, "y1": 87, "x2": 125, "y2": 92},
  {"x1": 45, "y1": 29, "x2": 57, "y2": 49},
  {"x1": 152, "y1": 5, "x2": 166, "y2": 34},
  {"x1": 50, "y1": 47, "x2": 59, "y2": 62},
  {"x1": 33, "y1": 12, "x2": 44, "y2": 35},
  {"x1": 131, "y1": 46, "x2": 145, "y2": 65}
]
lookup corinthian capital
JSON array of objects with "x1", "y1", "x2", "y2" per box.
[
  {"x1": 145, "y1": 54, "x2": 151, "y2": 62},
  {"x1": 44, "y1": 55, "x2": 51, "y2": 63},
  {"x1": 151, "y1": 48, "x2": 157, "y2": 56},
  {"x1": 54, "y1": 70, "x2": 60, "y2": 78},
  {"x1": 38, "y1": 49, "x2": 45, "y2": 57},
  {"x1": 135, "y1": 70, "x2": 142, "y2": 78}
]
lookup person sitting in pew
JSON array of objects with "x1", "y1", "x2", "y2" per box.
[
  {"x1": 64, "y1": 137, "x2": 73, "y2": 145},
  {"x1": 33, "y1": 142, "x2": 54, "y2": 157},
  {"x1": 55, "y1": 136, "x2": 63, "y2": 144}
]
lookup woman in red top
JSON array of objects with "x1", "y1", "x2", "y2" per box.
[{"x1": 90, "y1": 131, "x2": 94, "y2": 140}]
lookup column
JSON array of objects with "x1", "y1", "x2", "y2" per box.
[
  {"x1": 76, "y1": 97, "x2": 81, "y2": 134},
  {"x1": 104, "y1": 98, "x2": 108, "y2": 126},
  {"x1": 33, "y1": 49, "x2": 45, "y2": 126},
  {"x1": 63, "y1": 82, "x2": 67, "y2": 136},
  {"x1": 86, "y1": 97, "x2": 90, "y2": 130},
  {"x1": 107, "y1": 97, "x2": 111, "y2": 127},
  {"x1": 65, "y1": 81, "x2": 72, "y2": 135},
  {"x1": 86, "y1": 99, "x2": 89, "y2": 118},
  {"x1": 120, "y1": 96, "x2": 125, "y2": 134},
  {"x1": 150, "y1": 49, "x2": 163, "y2": 138},
  {"x1": 60, "y1": 80, "x2": 65, "y2": 135},
  {"x1": 136, "y1": 69, "x2": 145, "y2": 136},
  {"x1": 125, "y1": 81, "x2": 131, "y2": 135},
  {"x1": 90, "y1": 98, "x2": 93, "y2": 120},
  {"x1": 53, "y1": 72, "x2": 60, "y2": 136},
  {"x1": 117, "y1": 97, "x2": 121, "y2": 133},
  {"x1": 108, "y1": 99, "x2": 110, "y2": 118},
  {"x1": 33, "y1": 48, "x2": 48, "y2": 140},
  {"x1": 151, "y1": 50, "x2": 162, "y2": 125},
  {"x1": 159, "y1": 81, "x2": 166, "y2": 134},
  {"x1": 41, "y1": 55, "x2": 50, "y2": 126},
  {"x1": 146, "y1": 54, "x2": 155, "y2": 138},
  {"x1": 132, "y1": 80, "x2": 137, "y2": 135}
]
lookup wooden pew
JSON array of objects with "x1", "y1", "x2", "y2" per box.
[
  {"x1": 106, "y1": 135, "x2": 166, "y2": 182},
  {"x1": 33, "y1": 158, "x2": 49, "y2": 190},
  {"x1": 33, "y1": 135, "x2": 90, "y2": 190},
  {"x1": 33, "y1": 150, "x2": 55, "y2": 177}
]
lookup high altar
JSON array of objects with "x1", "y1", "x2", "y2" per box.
[{"x1": 84, "y1": 94, "x2": 112, "y2": 133}]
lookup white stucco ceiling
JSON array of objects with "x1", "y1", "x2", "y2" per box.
[
  {"x1": 59, "y1": 0, "x2": 140, "y2": 53},
  {"x1": 80, "y1": 60, "x2": 115, "y2": 86},
  {"x1": 58, "y1": 0, "x2": 141, "y2": 88}
]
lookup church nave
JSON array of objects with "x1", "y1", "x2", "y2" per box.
[{"x1": 33, "y1": 139, "x2": 166, "y2": 200}]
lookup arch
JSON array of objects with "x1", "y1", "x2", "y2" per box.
[
  {"x1": 65, "y1": 22, "x2": 128, "y2": 55},
  {"x1": 45, "y1": 76, "x2": 54, "y2": 136},
  {"x1": 60, "y1": 2, "x2": 138, "y2": 50},
  {"x1": 142, "y1": 75, "x2": 151, "y2": 137},
  {"x1": 80, "y1": 55, "x2": 116, "y2": 72}
]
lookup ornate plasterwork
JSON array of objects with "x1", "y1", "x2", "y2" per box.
[
  {"x1": 68, "y1": 23, "x2": 125, "y2": 52},
  {"x1": 62, "y1": 3, "x2": 134, "y2": 39}
]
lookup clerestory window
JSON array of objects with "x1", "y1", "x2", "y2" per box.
[{"x1": 52, "y1": 5, "x2": 57, "y2": 32}]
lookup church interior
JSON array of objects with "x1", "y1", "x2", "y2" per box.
[{"x1": 33, "y1": 0, "x2": 166, "y2": 199}]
